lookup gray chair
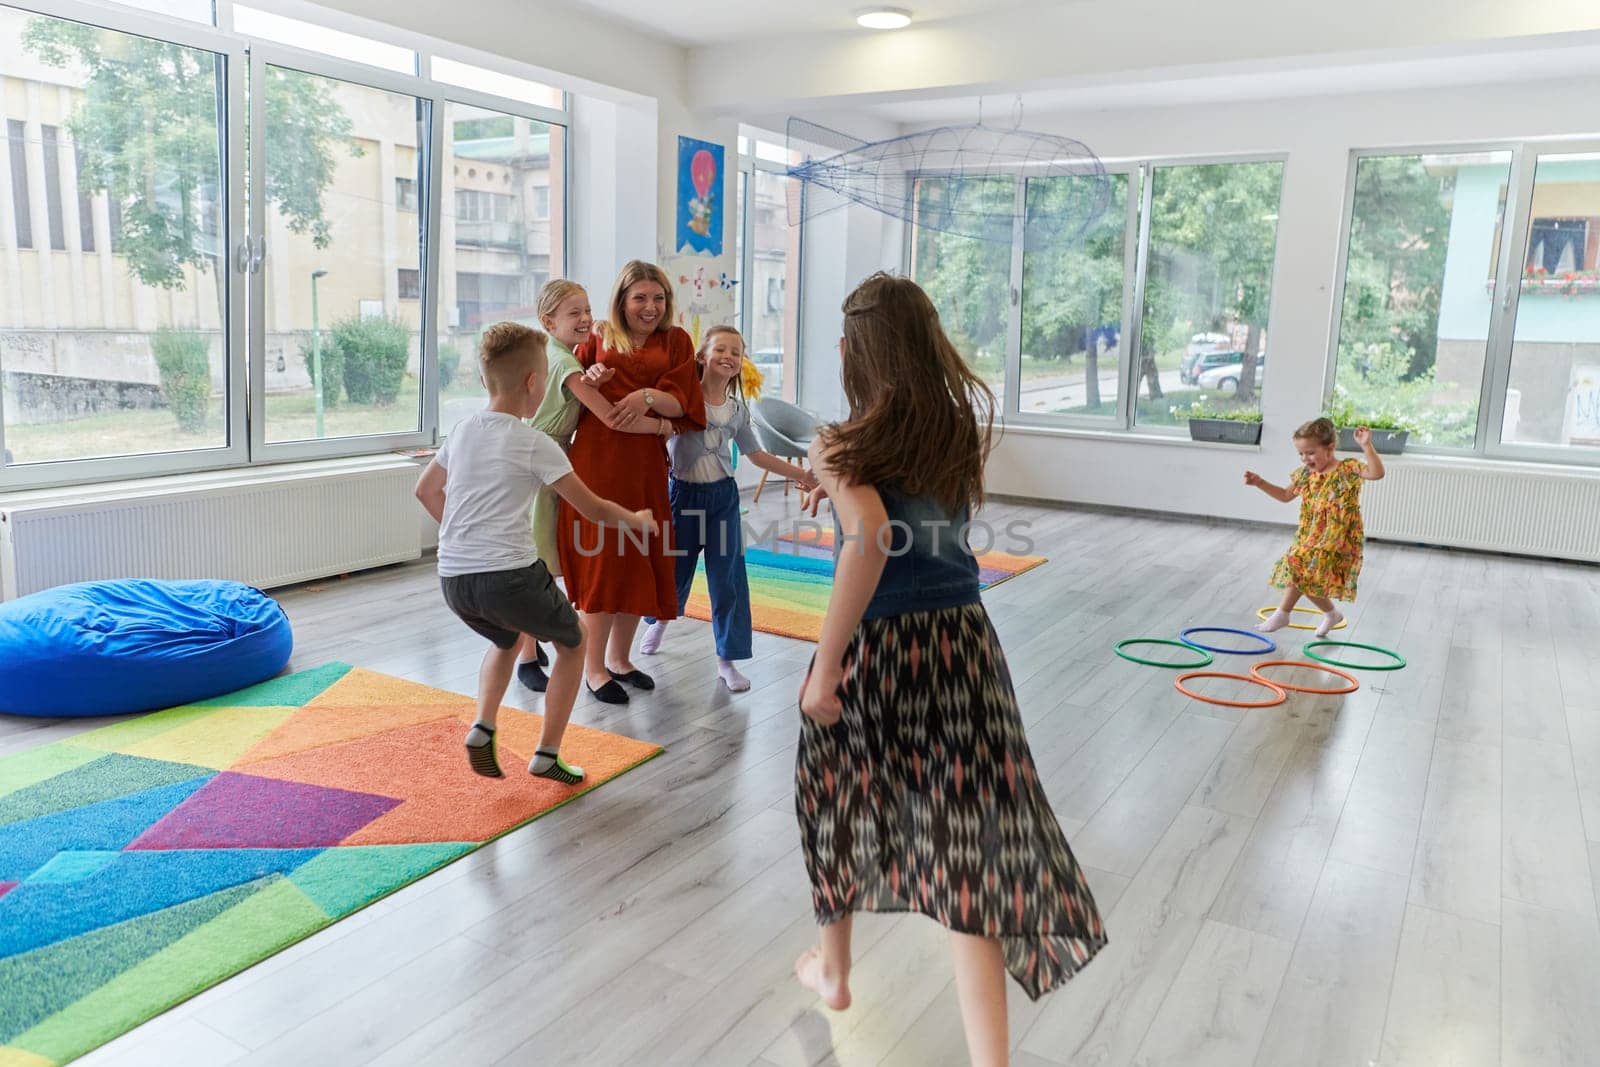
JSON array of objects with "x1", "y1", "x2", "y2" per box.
[{"x1": 750, "y1": 397, "x2": 820, "y2": 503}]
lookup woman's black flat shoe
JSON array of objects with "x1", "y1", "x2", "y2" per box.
[
  {"x1": 608, "y1": 668, "x2": 656, "y2": 691},
  {"x1": 587, "y1": 680, "x2": 630, "y2": 704}
]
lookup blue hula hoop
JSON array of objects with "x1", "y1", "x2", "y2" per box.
[{"x1": 1179, "y1": 626, "x2": 1277, "y2": 656}]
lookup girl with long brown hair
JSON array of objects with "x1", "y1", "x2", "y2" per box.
[{"x1": 792, "y1": 273, "x2": 1105, "y2": 1066}]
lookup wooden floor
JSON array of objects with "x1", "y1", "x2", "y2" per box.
[{"x1": 10, "y1": 492, "x2": 1600, "y2": 1066}]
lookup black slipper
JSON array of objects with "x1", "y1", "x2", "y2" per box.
[
  {"x1": 587, "y1": 679, "x2": 630, "y2": 704},
  {"x1": 516, "y1": 660, "x2": 548, "y2": 693},
  {"x1": 608, "y1": 668, "x2": 656, "y2": 691}
]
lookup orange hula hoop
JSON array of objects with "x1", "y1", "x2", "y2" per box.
[
  {"x1": 1250, "y1": 660, "x2": 1359, "y2": 695},
  {"x1": 1174, "y1": 671, "x2": 1287, "y2": 709}
]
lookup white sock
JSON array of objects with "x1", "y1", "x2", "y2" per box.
[
  {"x1": 1257, "y1": 610, "x2": 1290, "y2": 633},
  {"x1": 717, "y1": 659, "x2": 751, "y2": 692},
  {"x1": 639, "y1": 620, "x2": 667, "y2": 655},
  {"x1": 1315, "y1": 610, "x2": 1345, "y2": 638}
]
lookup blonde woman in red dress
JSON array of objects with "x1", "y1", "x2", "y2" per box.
[{"x1": 556, "y1": 261, "x2": 706, "y2": 703}]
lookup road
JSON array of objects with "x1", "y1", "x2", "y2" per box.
[{"x1": 1016, "y1": 367, "x2": 1187, "y2": 413}]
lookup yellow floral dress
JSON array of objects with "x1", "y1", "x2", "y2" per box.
[{"x1": 1270, "y1": 457, "x2": 1366, "y2": 601}]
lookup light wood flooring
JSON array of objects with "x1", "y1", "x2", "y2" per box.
[{"x1": 7, "y1": 492, "x2": 1600, "y2": 1066}]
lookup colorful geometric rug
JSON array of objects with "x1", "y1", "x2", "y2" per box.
[
  {"x1": 0, "y1": 663, "x2": 661, "y2": 1066},
  {"x1": 684, "y1": 528, "x2": 1047, "y2": 642}
]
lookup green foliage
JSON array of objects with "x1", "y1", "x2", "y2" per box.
[
  {"x1": 297, "y1": 334, "x2": 344, "y2": 409},
  {"x1": 912, "y1": 178, "x2": 1012, "y2": 363},
  {"x1": 23, "y1": 17, "x2": 357, "y2": 304},
  {"x1": 333, "y1": 316, "x2": 411, "y2": 406},
  {"x1": 437, "y1": 343, "x2": 461, "y2": 390},
  {"x1": 453, "y1": 116, "x2": 514, "y2": 140},
  {"x1": 150, "y1": 327, "x2": 212, "y2": 433},
  {"x1": 1185, "y1": 397, "x2": 1263, "y2": 423},
  {"x1": 1333, "y1": 339, "x2": 1475, "y2": 446}
]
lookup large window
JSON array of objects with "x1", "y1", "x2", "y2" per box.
[
  {"x1": 259, "y1": 66, "x2": 426, "y2": 446},
  {"x1": 0, "y1": 1, "x2": 569, "y2": 486},
  {"x1": 1020, "y1": 172, "x2": 1132, "y2": 419},
  {"x1": 910, "y1": 176, "x2": 1014, "y2": 408},
  {"x1": 1331, "y1": 145, "x2": 1600, "y2": 462},
  {"x1": 0, "y1": 7, "x2": 233, "y2": 468},
  {"x1": 1136, "y1": 161, "x2": 1283, "y2": 428},
  {"x1": 437, "y1": 103, "x2": 565, "y2": 438},
  {"x1": 733, "y1": 139, "x2": 801, "y2": 402},
  {"x1": 1331, "y1": 152, "x2": 1512, "y2": 448},
  {"x1": 906, "y1": 158, "x2": 1283, "y2": 432}
]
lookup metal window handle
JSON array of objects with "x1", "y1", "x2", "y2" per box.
[
  {"x1": 235, "y1": 238, "x2": 253, "y2": 274},
  {"x1": 237, "y1": 235, "x2": 266, "y2": 274},
  {"x1": 251, "y1": 234, "x2": 266, "y2": 273}
]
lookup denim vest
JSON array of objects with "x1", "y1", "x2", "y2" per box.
[{"x1": 838, "y1": 487, "x2": 981, "y2": 621}]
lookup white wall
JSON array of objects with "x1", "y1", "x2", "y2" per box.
[{"x1": 929, "y1": 75, "x2": 1600, "y2": 522}]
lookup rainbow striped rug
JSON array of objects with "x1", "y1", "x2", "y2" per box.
[
  {"x1": 684, "y1": 529, "x2": 1047, "y2": 642},
  {"x1": 0, "y1": 664, "x2": 660, "y2": 1066}
]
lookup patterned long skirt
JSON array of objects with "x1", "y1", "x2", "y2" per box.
[{"x1": 794, "y1": 601, "x2": 1106, "y2": 1000}]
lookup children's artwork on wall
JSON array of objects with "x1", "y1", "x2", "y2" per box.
[
  {"x1": 1567, "y1": 363, "x2": 1600, "y2": 445},
  {"x1": 660, "y1": 250, "x2": 737, "y2": 348},
  {"x1": 676, "y1": 136, "x2": 725, "y2": 256}
]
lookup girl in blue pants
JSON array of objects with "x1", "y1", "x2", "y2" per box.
[{"x1": 639, "y1": 326, "x2": 816, "y2": 691}]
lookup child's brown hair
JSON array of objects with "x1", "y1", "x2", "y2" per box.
[
  {"x1": 479, "y1": 322, "x2": 548, "y2": 396},
  {"x1": 821, "y1": 272, "x2": 994, "y2": 514},
  {"x1": 1293, "y1": 416, "x2": 1337, "y2": 448},
  {"x1": 536, "y1": 279, "x2": 586, "y2": 323}
]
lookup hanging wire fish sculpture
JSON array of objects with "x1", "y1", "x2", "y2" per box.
[{"x1": 784, "y1": 115, "x2": 1110, "y2": 244}]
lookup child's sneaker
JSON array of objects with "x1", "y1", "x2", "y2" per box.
[
  {"x1": 464, "y1": 724, "x2": 504, "y2": 778},
  {"x1": 529, "y1": 747, "x2": 584, "y2": 785}
]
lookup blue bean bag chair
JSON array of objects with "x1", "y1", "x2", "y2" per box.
[{"x1": 0, "y1": 579, "x2": 293, "y2": 717}]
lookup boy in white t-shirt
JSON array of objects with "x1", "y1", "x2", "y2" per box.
[{"x1": 415, "y1": 323, "x2": 655, "y2": 783}]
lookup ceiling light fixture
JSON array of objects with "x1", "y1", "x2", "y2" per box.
[{"x1": 856, "y1": 7, "x2": 912, "y2": 29}]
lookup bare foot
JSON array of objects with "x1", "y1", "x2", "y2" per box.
[{"x1": 795, "y1": 947, "x2": 851, "y2": 1011}]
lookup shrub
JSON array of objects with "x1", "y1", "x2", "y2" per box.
[
  {"x1": 298, "y1": 333, "x2": 343, "y2": 409},
  {"x1": 151, "y1": 327, "x2": 213, "y2": 434},
  {"x1": 334, "y1": 315, "x2": 411, "y2": 405},
  {"x1": 1185, "y1": 396, "x2": 1263, "y2": 422},
  {"x1": 438, "y1": 342, "x2": 461, "y2": 391}
]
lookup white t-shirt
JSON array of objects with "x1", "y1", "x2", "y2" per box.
[{"x1": 435, "y1": 410, "x2": 573, "y2": 578}]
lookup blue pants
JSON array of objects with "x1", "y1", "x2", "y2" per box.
[{"x1": 660, "y1": 476, "x2": 752, "y2": 661}]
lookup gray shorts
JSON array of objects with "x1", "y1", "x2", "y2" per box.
[{"x1": 440, "y1": 562, "x2": 582, "y2": 651}]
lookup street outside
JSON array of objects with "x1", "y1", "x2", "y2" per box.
[{"x1": 1016, "y1": 365, "x2": 1187, "y2": 414}]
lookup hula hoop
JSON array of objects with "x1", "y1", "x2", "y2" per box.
[
  {"x1": 1256, "y1": 606, "x2": 1347, "y2": 632},
  {"x1": 1174, "y1": 671, "x2": 1287, "y2": 709},
  {"x1": 1302, "y1": 640, "x2": 1407, "y2": 672},
  {"x1": 1179, "y1": 627, "x2": 1276, "y2": 656},
  {"x1": 1250, "y1": 659, "x2": 1360, "y2": 695},
  {"x1": 1114, "y1": 639, "x2": 1213, "y2": 669}
]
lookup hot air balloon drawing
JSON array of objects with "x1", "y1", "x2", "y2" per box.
[{"x1": 676, "y1": 135, "x2": 724, "y2": 256}]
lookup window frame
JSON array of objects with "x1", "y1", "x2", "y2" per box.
[
  {"x1": 0, "y1": 0, "x2": 250, "y2": 490},
  {"x1": 0, "y1": 0, "x2": 572, "y2": 489},
  {"x1": 736, "y1": 147, "x2": 804, "y2": 401},
  {"x1": 903, "y1": 151, "x2": 1288, "y2": 437},
  {"x1": 1326, "y1": 140, "x2": 1600, "y2": 468}
]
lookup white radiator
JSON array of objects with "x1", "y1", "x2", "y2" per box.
[
  {"x1": 0, "y1": 457, "x2": 425, "y2": 600},
  {"x1": 1362, "y1": 457, "x2": 1600, "y2": 562}
]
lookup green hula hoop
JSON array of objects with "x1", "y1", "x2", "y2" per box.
[
  {"x1": 1115, "y1": 638, "x2": 1214, "y2": 669},
  {"x1": 1302, "y1": 639, "x2": 1407, "y2": 671}
]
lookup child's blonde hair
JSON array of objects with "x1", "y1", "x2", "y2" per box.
[
  {"x1": 536, "y1": 279, "x2": 586, "y2": 323},
  {"x1": 479, "y1": 322, "x2": 548, "y2": 396},
  {"x1": 598, "y1": 260, "x2": 675, "y2": 354},
  {"x1": 1293, "y1": 417, "x2": 1337, "y2": 448},
  {"x1": 696, "y1": 325, "x2": 745, "y2": 400}
]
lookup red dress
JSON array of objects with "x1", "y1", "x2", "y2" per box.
[{"x1": 556, "y1": 325, "x2": 706, "y2": 617}]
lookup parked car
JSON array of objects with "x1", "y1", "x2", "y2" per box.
[
  {"x1": 1196, "y1": 353, "x2": 1266, "y2": 395},
  {"x1": 1181, "y1": 349, "x2": 1245, "y2": 385},
  {"x1": 1179, "y1": 333, "x2": 1231, "y2": 379},
  {"x1": 751, "y1": 347, "x2": 784, "y2": 396}
]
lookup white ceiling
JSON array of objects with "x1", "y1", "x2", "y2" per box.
[
  {"x1": 858, "y1": 35, "x2": 1600, "y2": 123},
  {"x1": 562, "y1": 0, "x2": 1039, "y2": 45}
]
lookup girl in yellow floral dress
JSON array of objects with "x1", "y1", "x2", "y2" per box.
[{"x1": 1246, "y1": 417, "x2": 1386, "y2": 637}]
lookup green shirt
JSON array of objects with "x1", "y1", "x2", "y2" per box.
[{"x1": 529, "y1": 337, "x2": 585, "y2": 444}]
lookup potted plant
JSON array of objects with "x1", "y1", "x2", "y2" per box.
[
  {"x1": 1185, "y1": 397, "x2": 1263, "y2": 445},
  {"x1": 1327, "y1": 395, "x2": 1412, "y2": 454}
]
